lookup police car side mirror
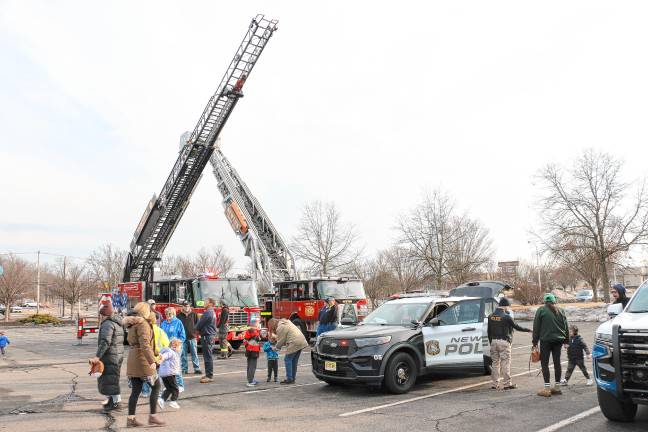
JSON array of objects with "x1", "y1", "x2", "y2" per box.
[
  {"x1": 607, "y1": 303, "x2": 623, "y2": 318},
  {"x1": 429, "y1": 318, "x2": 440, "y2": 326}
]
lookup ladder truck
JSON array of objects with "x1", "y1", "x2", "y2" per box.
[
  {"x1": 114, "y1": 16, "x2": 278, "y2": 347},
  {"x1": 209, "y1": 147, "x2": 369, "y2": 336}
]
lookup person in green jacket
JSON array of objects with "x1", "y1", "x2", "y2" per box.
[{"x1": 532, "y1": 293, "x2": 569, "y2": 397}]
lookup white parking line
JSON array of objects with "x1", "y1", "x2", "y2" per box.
[
  {"x1": 244, "y1": 381, "x2": 324, "y2": 394},
  {"x1": 535, "y1": 407, "x2": 600, "y2": 432},
  {"x1": 512, "y1": 344, "x2": 532, "y2": 351},
  {"x1": 182, "y1": 363, "x2": 312, "y2": 377},
  {"x1": 339, "y1": 361, "x2": 568, "y2": 417}
]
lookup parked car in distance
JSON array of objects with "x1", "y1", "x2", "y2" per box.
[
  {"x1": 22, "y1": 301, "x2": 38, "y2": 308},
  {"x1": 10, "y1": 305, "x2": 24, "y2": 313},
  {"x1": 575, "y1": 289, "x2": 594, "y2": 302}
]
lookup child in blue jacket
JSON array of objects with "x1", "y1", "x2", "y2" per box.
[
  {"x1": 0, "y1": 331, "x2": 9, "y2": 356},
  {"x1": 263, "y1": 336, "x2": 279, "y2": 382}
]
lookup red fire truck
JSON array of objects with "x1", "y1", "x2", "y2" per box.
[
  {"x1": 118, "y1": 276, "x2": 261, "y2": 350},
  {"x1": 269, "y1": 276, "x2": 369, "y2": 337}
]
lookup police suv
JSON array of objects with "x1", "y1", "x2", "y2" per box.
[
  {"x1": 593, "y1": 279, "x2": 648, "y2": 422},
  {"x1": 311, "y1": 281, "x2": 508, "y2": 393}
]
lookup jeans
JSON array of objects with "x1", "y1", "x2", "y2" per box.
[
  {"x1": 267, "y1": 359, "x2": 278, "y2": 380},
  {"x1": 128, "y1": 377, "x2": 160, "y2": 416},
  {"x1": 540, "y1": 340, "x2": 563, "y2": 384},
  {"x1": 161, "y1": 375, "x2": 179, "y2": 401},
  {"x1": 247, "y1": 356, "x2": 258, "y2": 383},
  {"x1": 284, "y1": 350, "x2": 302, "y2": 381},
  {"x1": 201, "y1": 335, "x2": 215, "y2": 378},
  {"x1": 175, "y1": 372, "x2": 184, "y2": 388},
  {"x1": 181, "y1": 339, "x2": 201, "y2": 373},
  {"x1": 565, "y1": 359, "x2": 590, "y2": 380}
]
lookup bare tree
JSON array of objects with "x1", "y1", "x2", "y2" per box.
[
  {"x1": 349, "y1": 255, "x2": 399, "y2": 309},
  {"x1": 547, "y1": 235, "x2": 602, "y2": 300},
  {"x1": 160, "y1": 246, "x2": 235, "y2": 278},
  {"x1": 383, "y1": 246, "x2": 425, "y2": 292},
  {"x1": 510, "y1": 261, "x2": 545, "y2": 305},
  {"x1": 0, "y1": 255, "x2": 33, "y2": 322},
  {"x1": 52, "y1": 261, "x2": 94, "y2": 318},
  {"x1": 397, "y1": 190, "x2": 493, "y2": 289},
  {"x1": 536, "y1": 150, "x2": 648, "y2": 302},
  {"x1": 87, "y1": 244, "x2": 127, "y2": 290},
  {"x1": 291, "y1": 201, "x2": 361, "y2": 275}
]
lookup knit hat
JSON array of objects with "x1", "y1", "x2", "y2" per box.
[
  {"x1": 543, "y1": 293, "x2": 556, "y2": 303},
  {"x1": 499, "y1": 297, "x2": 511, "y2": 307},
  {"x1": 612, "y1": 283, "x2": 627, "y2": 297},
  {"x1": 99, "y1": 300, "x2": 113, "y2": 317}
]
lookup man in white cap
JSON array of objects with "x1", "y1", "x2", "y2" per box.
[{"x1": 147, "y1": 299, "x2": 162, "y2": 325}]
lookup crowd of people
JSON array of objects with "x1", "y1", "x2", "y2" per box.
[
  {"x1": 90, "y1": 296, "x2": 310, "y2": 428},
  {"x1": 485, "y1": 285, "x2": 629, "y2": 397}
]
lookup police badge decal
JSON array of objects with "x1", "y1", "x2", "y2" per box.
[{"x1": 426, "y1": 340, "x2": 441, "y2": 356}]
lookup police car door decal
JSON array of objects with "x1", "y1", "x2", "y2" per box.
[{"x1": 422, "y1": 299, "x2": 484, "y2": 367}]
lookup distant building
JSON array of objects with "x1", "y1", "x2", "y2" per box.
[
  {"x1": 620, "y1": 266, "x2": 648, "y2": 289},
  {"x1": 498, "y1": 261, "x2": 519, "y2": 277}
]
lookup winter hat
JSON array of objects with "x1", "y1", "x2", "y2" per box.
[
  {"x1": 612, "y1": 283, "x2": 627, "y2": 297},
  {"x1": 543, "y1": 293, "x2": 556, "y2": 303},
  {"x1": 499, "y1": 297, "x2": 511, "y2": 307},
  {"x1": 99, "y1": 300, "x2": 113, "y2": 317}
]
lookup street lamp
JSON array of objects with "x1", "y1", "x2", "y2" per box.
[{"x1": 528, "y1": 241, "x2": 542, "y2": 291}]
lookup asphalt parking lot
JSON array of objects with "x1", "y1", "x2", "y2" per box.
[{"x1": 0, "y1": 322, "x2": 646, "y2": 431}]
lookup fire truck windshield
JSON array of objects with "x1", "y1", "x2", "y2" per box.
[
  {"x1": 198, "y1": 279, "x2": 259, "y2": 307},
  {"x1": 317, "y1": 281, "x2": 365, "y2": 300}
]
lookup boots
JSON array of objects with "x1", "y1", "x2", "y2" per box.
[
  {"x1": 148, "y1": 414, "x2": 166, "y2": 427},
  {"x1": 126, "y1": 417, "x2": 145, "y2": 428},
  {"x1": 537, "y1": 387, "x2": 552, "y2": 397},
  {"x1": 550, "y1": 386, "x2": 563, "y2": 395}
]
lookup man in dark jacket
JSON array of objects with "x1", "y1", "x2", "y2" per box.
[
  {"x1": 611, "y1": 283, "x2": 630, "y2": 308},
  {"x1": 289, "y1": 312, "x2": 309, "y2": 343},
  {"x1": 195, "y1": 298, "x2": 217, "y2": 383},
  {"x1": 316, "y1": 297, "x2": 338, "y2": 336},
  {"x1": 563, "y1": 324, "x2": 592, "y2": 386},
  {"x1": 217, "y1": 302, "x2": 231, "y2": 359},
  {"x1": 487, "y1": 297, "x2": 531, "y2": 390},
  {"x1": 92, "y1": 300, "x2": 124, "y2": 411},
  {"x1": 178, "y1": 301, "x2": 201, "y2": 375}
]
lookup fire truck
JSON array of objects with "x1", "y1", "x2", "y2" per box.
[
  {"x1": 108, "y1": 16, "x2": 278, "y2": 347},
  {"x1": 209, "y1": 128, "x2": 369, "y2": 337}
]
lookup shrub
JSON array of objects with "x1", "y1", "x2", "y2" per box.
[{"x1": 19, "y1": 314, "x2": 62, "y2": 325}]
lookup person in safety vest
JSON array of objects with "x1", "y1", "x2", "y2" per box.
[{"x1": 243, "y1": 325, "x2": 261, "y2": 386}]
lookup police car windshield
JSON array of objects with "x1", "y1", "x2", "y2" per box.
[
  {"x1": 363, "y1": 302, "x2": 429, "y2": 326},
  {"x1": 627, "y1": 281, "x2": 648, "y2": 313}
]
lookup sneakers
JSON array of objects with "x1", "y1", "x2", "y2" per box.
[
  {"x1": 103, "y1": 400, "x2": 122, "y2": 412},
  {"x1": 267, "y1": 377, "x2": 271, "y2": 382},
  {"x1": 148, "y1": 414, "x2": 166, "y2": 427},
  {"x1": 157, "y1": 398, "x2": 165, "y2": 409},
  {"x1": 550, "y1": 386, "x2": 563, "y2": 395},
  {"x1": 178, "y1": 386, "x2": 184, "y2": 393},
  {"x1": 280, "y1": 379, "x2": 294, "y2": 385},
  {"x1": 246, "y1": 380, "x2": 259, "y2": 387},
  {"x1": 200, "y1": 376, "x2": 213, "y2": 384},
  {"x1": 586, "y1": 379, "x2": 593, "y2": 386},
  {"x1": 537, "y1": 387, "x2": 552, "y2": 397},
  {"x1": 194, "y1": 370, "x2": 203, "y2": 375},
  {"x1": 127, "y1": 417, "x2": 145, "y2": 428},
  {"x1": 502, "y1": 384, "x2": 517, "y2": 390},
  {"x1": 168, "y1": 401, "x2": 180, "y2": 409},
  {"x1": 560, "y1": 379, "x2": 568, "y2": 386}
]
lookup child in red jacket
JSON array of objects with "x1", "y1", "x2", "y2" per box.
[{"x1": 244, "y1": 326, "x2": 261, "y2": 387}]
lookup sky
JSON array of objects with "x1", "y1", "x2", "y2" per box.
[{"x1": 2, "y1": 1, "x2": 648, "y2": 272}]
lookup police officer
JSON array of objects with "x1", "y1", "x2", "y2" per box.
[{"x1": 487, "y1": 297, "x2": 531, "y2": 390}]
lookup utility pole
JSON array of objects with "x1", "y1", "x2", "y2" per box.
[
  {"x1": 36, "y1": 250, "x2": 41, "y2": 314},
  {"x1": 63, "y1": 256, "x2": 67, "y2": 318},
  {"x1": 528, "y1": 241, "x2": 542, "y2": 291}
]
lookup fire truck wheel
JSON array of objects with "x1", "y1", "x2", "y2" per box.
[{"x1": 229, "y1": 340, "x2": 242, "y2": 351}]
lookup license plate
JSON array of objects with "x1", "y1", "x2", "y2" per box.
[{"x1": 324, "y1": 361, "x2": 337, "y2": 371}]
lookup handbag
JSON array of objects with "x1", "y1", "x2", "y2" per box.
[
  {"x1": 530, "y1": 346, "x2": 540, "y2": 363},
  {"x1": 88, "y1": 359, "x2": 104, "y2": 377}
]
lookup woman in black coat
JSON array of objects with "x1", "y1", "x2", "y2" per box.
[
  {"x1": 289, "y1": 312, "x2": 309, "y2": 343},
  {"x1": 92, "y1": 300, "x2": 124, "y2": 411}
]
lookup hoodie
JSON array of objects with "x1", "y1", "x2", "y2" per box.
[
  {"x1": 612, "y1": 283, "x2": 630, "y2": 308},
  {"x1": 159, "y1": 347, "x2": 181, "y2": 377}
]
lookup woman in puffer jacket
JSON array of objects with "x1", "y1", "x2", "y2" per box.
[{"x1": 123, "y1": 302, "x2": 166, "y2": 428}]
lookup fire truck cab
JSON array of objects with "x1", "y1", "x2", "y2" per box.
[{"x1": 271, "y1": 277, "x2": 369, "y2": 338}]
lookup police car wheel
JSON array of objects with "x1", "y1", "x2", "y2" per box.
[
  {"x1": 597, "y1": 386, "x2": 637, "y2": 422},
  {"x1": 384, "y1": 352, "x2": 417, "y2": 394}
]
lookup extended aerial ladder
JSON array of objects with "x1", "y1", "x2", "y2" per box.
[
  {"x1": 209, "y1": 146, "x2": 296, "y2": 289},
  {"x1": 122, "y1": 15, "x2": 279, "y2": 283}
]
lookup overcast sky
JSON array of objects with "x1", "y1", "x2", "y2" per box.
[{"x1": 2, "y1": 1, "x2": 648, "y2": 271}]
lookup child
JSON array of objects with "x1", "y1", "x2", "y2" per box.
[
  {"x1": 562, "y1": 324, "x2": 592, "y2": 386},
  {"x1": 0, "y1": 331, "x2": 9, "y2": 356},
  {"x1": 263, "y1": 336, "x2": 279, "y2": 382},
  {"x1": 243, "y1": 325, "x2": 261, "y2": 387},
  {"x1": 158, "y1": 338, "x2": 183, "y2": 409}
]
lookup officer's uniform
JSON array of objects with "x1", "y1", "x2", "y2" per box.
[{"x1": 487, "y1": 307, "x2": 531, "y2": 388}]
